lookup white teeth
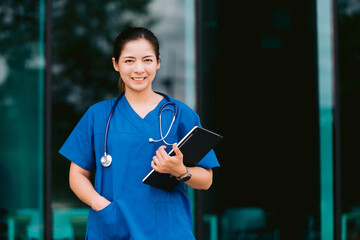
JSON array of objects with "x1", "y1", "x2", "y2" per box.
[{"x1": 132, "y1": 77, "x2": 145, "y2": 81}]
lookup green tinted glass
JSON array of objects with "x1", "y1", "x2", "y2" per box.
[{"x1": 0, "y1": 0, "x2": 45, "y2": 238}]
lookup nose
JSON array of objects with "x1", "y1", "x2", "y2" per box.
[{"x1": 133, "y1": 61, "x2": 145, "y2": 74}]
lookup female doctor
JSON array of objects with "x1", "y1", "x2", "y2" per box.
[{"x1": 59, "y1": 27, "x2": 220, "y2": 239}]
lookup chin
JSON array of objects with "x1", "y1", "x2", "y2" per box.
[{"x1": 126, "y1": 84, "x2": 152, "y2": 93}]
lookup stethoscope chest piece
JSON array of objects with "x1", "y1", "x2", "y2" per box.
[
  {"x1": 101, "y1": 92, "x2": 177, "y2": 168},
  {"x1": 101, "y1": 154, "x2": 112, "y2": 167}
]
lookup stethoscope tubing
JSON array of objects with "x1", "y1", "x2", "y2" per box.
[
  {"x1": 101, "y1": 91, "x2": 177, "y2": 167},
  {"x1": 103, "y1": 92, "x2": 124, "y2": 156}
]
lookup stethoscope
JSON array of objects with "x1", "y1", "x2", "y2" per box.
[{"x1": 100, "y1": 92, "x2": 178, "y2": 167}]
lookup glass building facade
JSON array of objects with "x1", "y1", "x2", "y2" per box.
[
  {"x1": 0, "y1": 0, "x2": 359, "y2": 239},
  {"x1": 0, "y1": 0, "x2": 46, "y2": 239}
]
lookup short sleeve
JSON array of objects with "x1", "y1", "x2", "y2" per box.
[
  {"x1": 178, "y1": 106, "x2": 220, "y2": 170},
  {"x1": 59, "y1": 107, "x2": 96, "y2": 172},
  {"x1": 197, "y1": 150, "x2": 219, "y2": 170},
  {"x1": 194, "y1": 116, "x2": 220, "y2": 170}
]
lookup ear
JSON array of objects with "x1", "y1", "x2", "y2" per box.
[
  {"x1": 112, "y1": 57, "x2": 119, "y2": 72},
  {"x1": 156, "y1": 56, "x2": 161, "y2": 70}
]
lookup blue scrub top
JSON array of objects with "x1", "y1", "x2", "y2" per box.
[{"x1": 59, "y1": 94, "x2": 220, "y2": 239}]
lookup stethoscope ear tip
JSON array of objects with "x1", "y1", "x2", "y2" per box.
[{"x1": 149, "y1": 138, "x2": 154, "y2": 142}]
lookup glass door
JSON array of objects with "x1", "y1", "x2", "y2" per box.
[{"x1": 0, "y1": 0, "x2": 45, "y2": 238}]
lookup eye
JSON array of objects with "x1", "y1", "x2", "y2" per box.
[
  {"x1": 124, "y1": 59, "x2": 133, "y2": 63},
  {"x1": 144, "y1": 58, "x2": 153, "y2": 62}
]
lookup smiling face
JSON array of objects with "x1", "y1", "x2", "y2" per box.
[{"x1": 112, "y1": 38, "x2": 160, "y2": 94}]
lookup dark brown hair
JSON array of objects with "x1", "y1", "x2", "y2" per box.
[{"x1": 113, "y1": 27, "x2": 160, "y2": 92}]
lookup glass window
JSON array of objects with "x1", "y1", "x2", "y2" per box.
[
  {"x1": 0, "y1": 0, "x2": 45, "y2": 239},
  {"x1": 52, "y1": 0, "x2": 195, "y2": 238}
]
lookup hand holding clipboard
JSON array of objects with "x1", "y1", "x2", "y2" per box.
[{"x1": 142, "y1": 126, "x2": 223, "y2": 191}]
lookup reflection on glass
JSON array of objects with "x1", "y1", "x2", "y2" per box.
[
  {"x1": 0, "y1": 0, "x2": 45, "y2": 239},
  {"x1": 317, "y1": 0, "x2": 335, "y2": 238}
]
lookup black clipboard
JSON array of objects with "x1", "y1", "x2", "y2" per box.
[{"x1": 142, "y1": 126, "x2": 223, "y2": 191}]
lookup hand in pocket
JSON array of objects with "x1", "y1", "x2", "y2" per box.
[{"x1": 92, "y1": 196, "x2": 111, "y2": 211}]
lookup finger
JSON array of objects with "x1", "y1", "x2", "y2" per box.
[
  {"x1": 151, "y1": 160, "x2": 158, "y2": 171},
  {"x1": 152, "y1": 156, "x2": 161, "y2": 167},
  {"x1": 156, "y1": 150, "x2": 165, "y2": 164},
  {"x1": 156, "y1": 146, "x2": 167, "y2": 158},
  {"x1": 173, "y1": 143, "x2": 183, "y2": 157},
  {"x1": 158, "y1": 146, "x2": 169, "y2": 159},
  {"x1": 158, "y1": 145, "x2": 167, "y2": 151},
  {"x1": 151, "y1": 160, "x2": 162, "y2": 172}
]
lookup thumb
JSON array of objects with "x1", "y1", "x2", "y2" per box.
[{"x1": 173, "y1": 143, "x2": 183, "y2": 157}]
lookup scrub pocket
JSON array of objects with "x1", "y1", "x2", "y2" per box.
[
  {"x1": 93, "y1": 202, "x2": 129, "y2": 239},
  {"x1": 155, "y1": 201, "x2": 194, "y2": 240}
]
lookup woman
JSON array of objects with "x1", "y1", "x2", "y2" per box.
[{"x1": 59, "y1": 27, "x2": 220, "y2": 239}]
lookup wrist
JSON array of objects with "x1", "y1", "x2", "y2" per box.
[
  {"x1": 174, "y1": 165, "x2": 188, "y2": 178},
  {"x1": 91, "y1": 195, "x2": 108, "y2": 211},
  {"x1": 90, "y1": 196, "x2": 101, "y2": 210},
  {"x1": 176, "y1": 167, "x2": 192, "y2": 182}
]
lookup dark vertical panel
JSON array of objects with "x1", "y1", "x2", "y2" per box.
[
  {"x1": 197, "y1": 0, "x2": 320, "y2": 239},
  {"x1": 338, "y1": 0, "x2": 360, "y2": 238},
  {"x1": 195, "y1": 0, "x2": 203, "y2": 118},
  {"x1": 331, "y1": 0, "x2": 341, "y2": 238},
  {"x1": 44, "y1": 0, "x2": 53, "y2": 238},
  {"x1": 194, "y1": 1, "x2": 203, "y2": 239}
]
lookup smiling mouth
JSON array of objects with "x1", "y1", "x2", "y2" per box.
[{"x1": 131, "y1": 77, "x2": 146, "y2": 81}]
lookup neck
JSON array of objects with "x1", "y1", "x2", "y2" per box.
[{"x1": 124, "y1": 89, "x2": 156, "y2": 104}]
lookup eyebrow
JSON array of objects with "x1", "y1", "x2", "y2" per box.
[{"x1": 122, "y1": 55, "x2": 155, "y2": 59}]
